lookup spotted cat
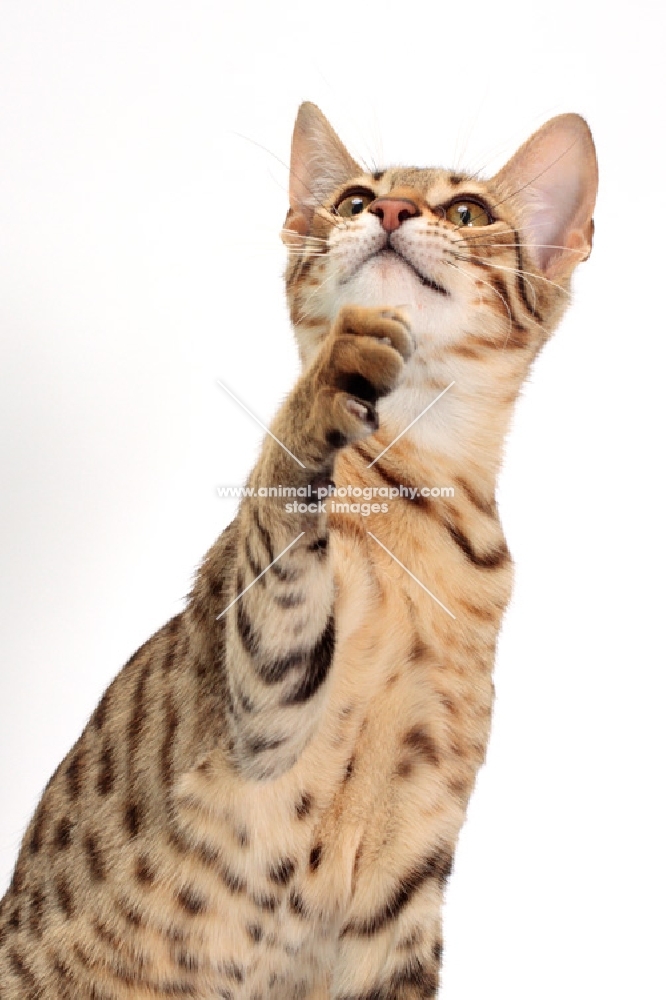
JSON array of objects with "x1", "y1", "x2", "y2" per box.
[{"x1": 0, "y1": 103, "x2": 597, "y2": 998}]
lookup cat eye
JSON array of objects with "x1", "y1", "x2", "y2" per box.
[
  {"x1": 440, "y1": 199, "x2": 493, "y2": 227},
  {"x1": 334, "y1": 188, "x2": 376, "y2": 218}
]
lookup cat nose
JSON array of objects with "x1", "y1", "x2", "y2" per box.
[{"x1": 368, "y1": 198, "x2": 420, "y2": 233}]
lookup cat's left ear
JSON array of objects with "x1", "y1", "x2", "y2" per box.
[
  {"x1": 491, "y1": 114, "x2": 598, "y2": 280},
  {"x1": 286, "y1": 102, "x2": 361, "y2": 236}
]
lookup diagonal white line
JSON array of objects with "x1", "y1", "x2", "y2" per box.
[
  {"x1": 367, "y1": 381, "x2": 455, "y2": 468},
  {"x1": 367, "y1": 531, "x2": 456, "y2": 620},
  {"x1": 215, "y1": 532, "x2": 305, "y2": 620},
  {"x1": 216, "y1": 380, "x2": 306, "y2": 469}
]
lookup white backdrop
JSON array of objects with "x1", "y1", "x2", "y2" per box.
[{"x1": 1, "y1": 2, "x2": 664, "y2": 997}]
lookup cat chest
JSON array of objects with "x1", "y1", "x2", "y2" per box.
[{"x1": 170, "y1": 589, "x2": 493, "y2": 994}]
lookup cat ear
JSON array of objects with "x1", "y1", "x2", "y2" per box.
[
  {"x1": 491, "y1": 114, "x2": 598, "y2": 280},
  {"x1": 287, "y1": 102, "x2": 361, "y2": 235}
]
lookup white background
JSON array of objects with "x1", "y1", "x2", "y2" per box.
[{"x1": 1, "y1": 2, "x2": 664, "y2": 997}]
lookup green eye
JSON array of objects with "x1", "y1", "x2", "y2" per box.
[
  {"x1": 444, "y1": 200, "x2": 492, "y2": 227},
  {"x1": 334, "y1": 189, "x2": 375, "y2": 218}
]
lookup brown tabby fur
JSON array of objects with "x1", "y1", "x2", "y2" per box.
[{"x1": 0, "y1": 104, "x2": 597, "y2": 998}]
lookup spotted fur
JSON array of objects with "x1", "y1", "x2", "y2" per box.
[{"x1": 0, "y1": 104, "x2": 597, "y2": 998}]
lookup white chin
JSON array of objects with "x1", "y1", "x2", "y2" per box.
[
  {"x1": 338, "y1": 253, "x2": 424, "y2": 310},
  {"x1": 331, "y1": 253, "x2": 451, "y2": 340}
]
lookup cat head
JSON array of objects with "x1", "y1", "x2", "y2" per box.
[{"x1": 283, "y1": 103, "x2": 597, "y2": 368}]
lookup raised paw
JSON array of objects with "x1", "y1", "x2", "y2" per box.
[
  {"x1": 312, "y1": 305, "x2": 414, "y2": 450},
  {"x1": 333, "y1": 305, "x2": 414, "y2": 363}
]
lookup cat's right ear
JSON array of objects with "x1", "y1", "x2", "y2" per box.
[{"x1": 286, "y1": 103, "x2": 361, "y2": 237}]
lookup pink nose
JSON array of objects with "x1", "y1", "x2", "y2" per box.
[{"x1": 368, "y1": 197, "x2": 420, "y2": 233}]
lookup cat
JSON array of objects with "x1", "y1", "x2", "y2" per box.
[{"x1": 0, "y1": 102, "x2": 597, "y2": 999}]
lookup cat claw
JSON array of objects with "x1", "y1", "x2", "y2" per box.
[
  {"x1": 380, "y1": 307, "x2": 410, "y2": 326},
  {"x1": 345, "y1": 398, "x2": 372, "y2": 422}
]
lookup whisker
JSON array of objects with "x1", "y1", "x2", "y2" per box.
[
  {"x1": 461, "y1": 254, "x2": 570, "y2": 300},
  {"x1": 232, "y1": 241, "x2": 329, "y2": 261},
  {"x1": 281, "y1": 240, "x2": 328, "y2": 249},
  {"x1": 460, "y1": 232, "x2": 589, "y2": 259},
  {"x1": 448, "y1": 242, "x2": 541, "y2": 307},
  {"x1": 462, "y1": 234, "x2": 582, "y2": 252},
  {"x1": 280, "y1": 230, "x2": 329, "y2": 243},
  {"x1": 456, "y1": 212, "x2": 584, "y2": 258},
  {"x1": 282, "y1": 246, "x2": 329, "y2": 256}
]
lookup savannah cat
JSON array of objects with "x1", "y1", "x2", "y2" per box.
[{"x1": 0, "y1": 103, "x2": 597, "y2": 998}]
